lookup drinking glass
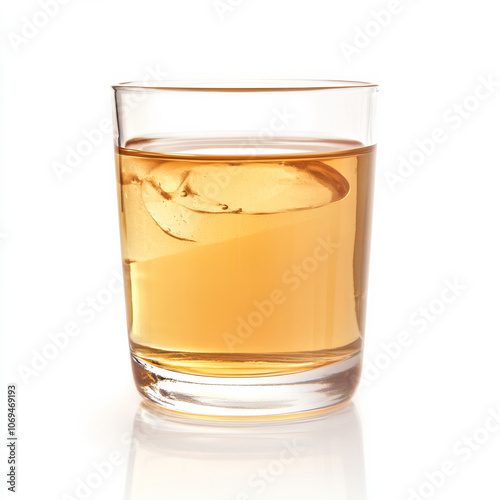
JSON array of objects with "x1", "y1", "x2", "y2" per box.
[{"x1": 112, "y1": 80, "x2": 378, "y2": 418}]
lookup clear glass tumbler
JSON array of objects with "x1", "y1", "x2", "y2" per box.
[{"x1": 112, "y1": 80, "x2": 378, "y2": 418}]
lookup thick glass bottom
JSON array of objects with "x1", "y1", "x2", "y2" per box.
[{"x1": 131, "y1": 352, "x2": 362, "y2": 419}]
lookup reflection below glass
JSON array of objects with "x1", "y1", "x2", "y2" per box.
[{"x1": 125, "y1": 403, "x2": 366, "y2": 500}]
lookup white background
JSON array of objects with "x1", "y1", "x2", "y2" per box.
[{"x1": 1, "y1": 1, "x2": 500, "y2": 499}]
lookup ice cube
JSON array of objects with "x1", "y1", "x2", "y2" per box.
[{"x1": 141, "y1": 161, "x2": 349, "y2": 242}]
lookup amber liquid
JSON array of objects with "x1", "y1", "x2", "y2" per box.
[{"x1": 116, "y1": 137, "x2": 375, "y2": 377}]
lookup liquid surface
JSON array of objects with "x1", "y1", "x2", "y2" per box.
[{"x1": 116, "y1": 137, "x2": 375, "y2": 376}]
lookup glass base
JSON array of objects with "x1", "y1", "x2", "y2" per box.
[{"x1": 131, "y1": 352, "x2": 362, "y2": 419}]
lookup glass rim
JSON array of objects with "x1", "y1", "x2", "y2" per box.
[{"x1": 112, "y1": 79, "x2": 379, "y2": 93}]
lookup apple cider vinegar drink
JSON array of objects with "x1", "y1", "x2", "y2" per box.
[{"x1": 112, "y1": 81, "x2": 378, "y2": 417}]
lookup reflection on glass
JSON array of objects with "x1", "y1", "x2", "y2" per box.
[{"x1": 125, "y1": 403, "x2": 366, "y2": 500}]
